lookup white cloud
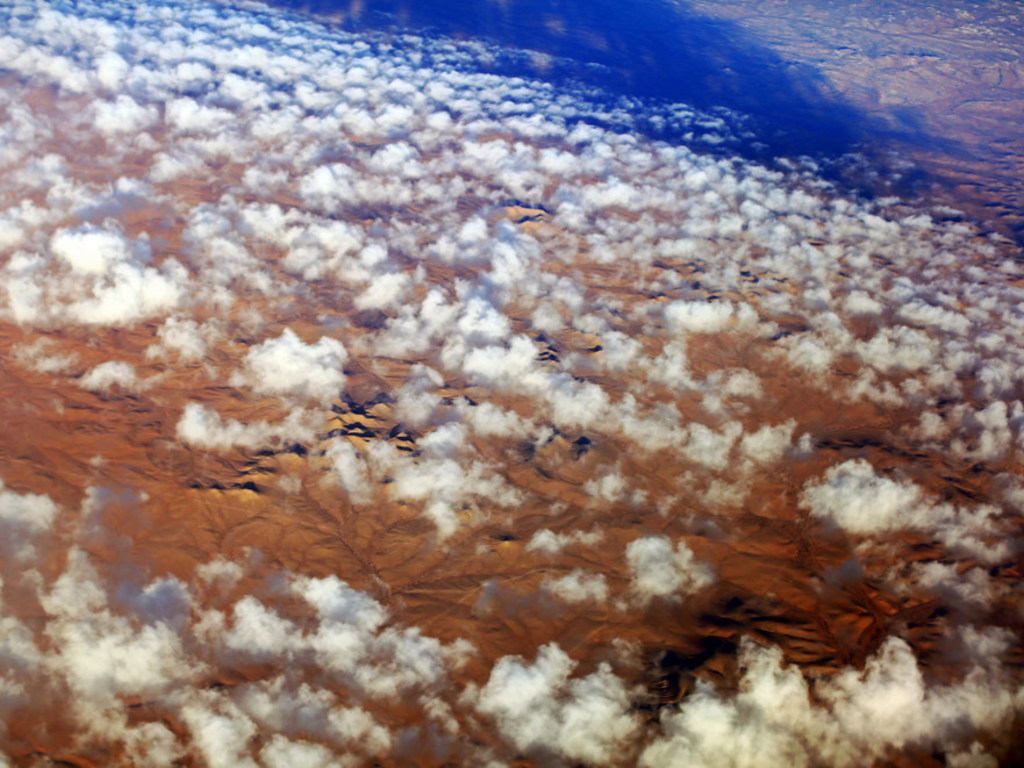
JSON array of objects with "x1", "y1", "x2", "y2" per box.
[
  {"x1": 543, "y1": 570, "x2": 608, "y2": 604},
  {"x1": 12, "y1": 338, "x2": 79, "y2": 374},
  {"x1": 801, "y1": 461, "x2": 1017, "y2": 563},
  {"x1": 583, "y1": 466, "x2": 627, "y2": 503},
  {"x1": 2, "y1": 0, "x2": 1024, "y2": 764},
  {"x1": 664, "y1": 300, "x2": 735, "y2": 334},
  {"x1": 37, "y1": 548, "x2": 201, "y2": 736},
  {"x1": 165, "y1": 98, "x2": 235, "y2": 134},
  {"x1": 176, "y1": 402, "x2": 319, "y2": 451},
  {"x1": 682, "y1": 421, "x2": 743, "y2": 471},
  {"x1": 909, "y1": 561, "x2": 997, "y2": 608},
  {"x1": 260, "y1": 736, "x2": 341, "y2": 768},
  {"x1": 739, "y1": 420, "x2": 796, "y2": 465},
  {"x1": 93, "y1": 95, "x2": 159, "y2": 137},
  {"x1": 70, "y1": 259, "x2": 189, "y2": 325},
  {"x1": 0, "y1": 542, "x2": 471, "y2": 763},
  {"x1": 196, "y1": 557, "x2": 245, "y2": 591},
  {"x1": 50, "y1": 225, "x2": 138, "y2": 276},
  {"x1": 799, "y1": 459, "x2": 926, "y2": 534},
  {"x1": 641, "y1": 635, "x2": 1024, "y2": 768},
  {"x1": 456, "y1": 399, "x2": 535, "y2": 439},
  {"x1": 354, "y1": 270, "x2": 411, "y2": 311},
  {"x1": 231, "y1": 329, "x2": 347, "y2": 403},
  {"x1": 324, "y1": 440, "x2": 374, "y2": 504},
  {"x1": 456, "y1": 296, "x2": 512, "y2": 347},
  {"x1": 625, "y1": 535, "x2": 714, "y2": 602},
  {"x1": 476, "y1": 643, "x2": 640, "y2": 764},
  {"x1": 388, "y1": 450, "x2": 523, "y2": 539},
  {"x1": 0, "y1": 216, "x2": 189, "y2": 326},
  {"x1": 0, "y1": 479, "x2": 59, "y2": 562},
  {"x1": 856, "y1": 325, "x2": 938, "y2": 374},
  {"x1": 221, "y1": 596, "x2": 300, "y2": 661},
  {"x1": 147, "y1": 317, "x2": 222, "y2": 361},
  {"x1": 526, "y1": 527, "x2": 604, "y2": 555},
  {"x1": 180, "y1": 697, "x2": 259, "y2": 768},
  {"x1": 121, "y1": 722, "x2": 184, "y2": 766},
  {"x1": 393, "y1": 364, "x2": 444, "y2": 427},
  {"x1": 77, "y1": 360, "x2": 139, "y2": 392}
]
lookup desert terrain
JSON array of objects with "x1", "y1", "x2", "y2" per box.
[
  {"x1": 0, "y1": 1, "x2": 1022, "y2": 766},
  {"x1": 688, "y1": 0, "x2": 1024, "y2": 243}
]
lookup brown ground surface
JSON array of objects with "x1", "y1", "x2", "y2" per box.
[{"x1": 1, "y1": 2, "x2": 1023, "y2": 765}]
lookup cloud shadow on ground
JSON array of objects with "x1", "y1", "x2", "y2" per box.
[{"x1": 260, "y1": 0, "x2": 934, "y2": 164}]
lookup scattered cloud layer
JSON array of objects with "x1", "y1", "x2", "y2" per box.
[{"x1": 0, "y1": 0, "x2": 1022, "y2": 764}]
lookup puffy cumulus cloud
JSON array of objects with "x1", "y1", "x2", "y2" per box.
[
  {"x1": 625, "y1": 535, "x2": 714, "y2": 602},
  {"x1": 146, "y1": 317, "x2": 223, "y2": 361},
  {"x1": 930, "y1": 503, "x2": 1018, "y2": 566},
  {"x1": 230, "y1": 677, "x2": 392, "y2": 763},
  {"x1": 946, "y1": 400, "x2": 1024, "y2": 463},
  {"x1": 1, "y1": 0, "x2": 1009, "y2": 433},
  {"x1": 526, "y1": 527, "x2": 605, "y2": 555},
  {"x1": 194, "y1": 572, "x2": 474, "y2": 701},
  {"x1": 393, "y1": 363, "x2": 444, "y2": 427},
  {"x1": 700, "y1": 368, "x2": 764, "y2": 415},
  {"x1": 543, "y1": 570, "x2": 609, "y2": 604},
  {"x1": 92, "y1": 94, "x2": 159, "y2": 138},
  {"x1": 324, "y1": 440, "x2": 375, "y2": 504},
  {"x1": 800, "y1": 459, "x2": 927, "y2": 534},
  {"x1": 386, "y1": 432, "x2": 524, "y2": 539},
  {"x1": 118, "y1": 721, "x2": 184, "y2": 766},
  {"x1": 855, "y1": 325, "x2": 940, "y2": 376},
  {"x1": 32, "y1": 548, "x2": 200, "y2": 747},
  {"x1": 0, "y1": 603, "x2": 41, "y2": 728},
  {"x1": 176, "y1": 402, "x2": 320, "y2": 451},
  {"x1": 452, "y1": 334, "x2": 536, "y2": 389},
  {"x1": 681, "y1": 421, "x2": 743, "y2": 472},
  {"x1": 0, "y1": 479, "x2": 59, "y2": 562},
  {"x1": 799, "y1": 460, "x2": 1018, "y2": 564},
  {"x1": 664, "y1": 300, "x2": 740, "y2": 335},
  {"x1": 354, "y1": 270, "x2": 412, "y2": 312},
  {"x1": 738, "y1": 420, "x2": 797, "y2": 466},
  {"x1": 455, "y1": 398, "x2": 536, "y2": 440},
  {"x1": 12, "y1": 337, "x2": 79, "y2": 374},
  {"x1": 45, "y1": 598, "x2": 191, "y2": 708},
  {"x1": 1, "y1": 0, "x2": 1023, "y2": 764},
  {"x1": 455, "y1": 297, "x2": 514, "y2": 348},
  {"x1": 3, "y1": 0, "x2": 890, "y2": 457},
  {"x1": 583, "y1": 466, "x2": 628, "y2": 504},
  {"x1": 641, "y1": 642, "x2": 828, "y2": 768},
  {"x1": 640, "y1": 635, "x2": 1024, "y2": 768},
  {"x1": 69, "y1": 260, "x2": 188, "y2": 325},
  {"x1": 260, "y1": 735, "x2": 343, "y2": 768},
  {"x1": 179, "y1": 695, "x2": 259, "y2": 768},
  {"x1": 76, "y1": 360, "x2": 140, "y2": 393},
  {"x1": 899, "y1": 561, "x2": 999, "y2": 610},
  {"x1": 0, "y1": 479, "x2": 58, "y2": 536},
  {"x1": 818, "y1": 633, "x2": 1023, "y2": 764},
  {"x1": 217, "y1": 596, "x2": 301, "y2": 661},
  {"x1": 475, "y1": 643, "x2": 640, "y2": 764},
  {"x1": 322, "y1": 422, "x2": 524, "y2": 538},
  {"x1": 843, "y1": 290, "x2": 884, "y2": 316},
  {"x1": 451, "y1": 334, "x2": 700, "y2": 450},
  {"x1": 1, "y1": 220, "x2": 188, "y2": 326},
  {"x1": 50, "y1": 225, "x2": 142, "y2": 277},
  {"x1": 234, "y1": 203, "x2": 365, "y2": 282},
  {"x1": 196, "y1": 557, "x2": 245, "y2": 591},
  {"x1": 230, "y1": 329, "x2": 347, "y2": 403},
  {"x1": 0, "y1": 542, "x2": 477, "y2": 764},
  {"x1": 0, "y1": 578, "x2": 43, "y2": 665}
]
